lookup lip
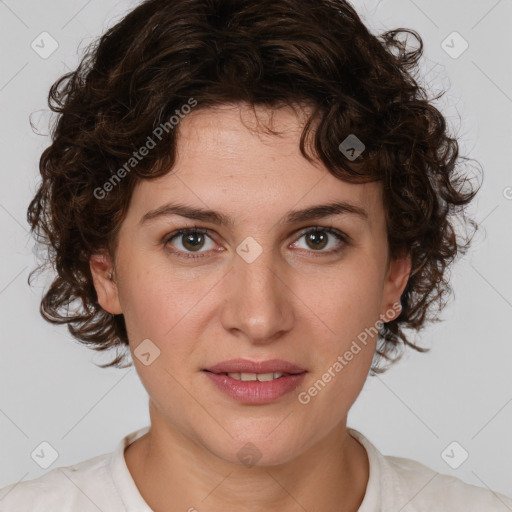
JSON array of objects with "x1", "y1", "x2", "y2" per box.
[
  {"x1": 202, "y1": 358, "x2": 307, "y2": 405},
  {"x1": 204, "y1": 371, "x2": 307, "y2": 404},
  {"x1": 203, "y1": 358, "x2": 306, "y2": 375}
]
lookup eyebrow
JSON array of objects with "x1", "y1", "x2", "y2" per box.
[{"x1": 139, "y1": 200, "x2": 369, "y2": 228}]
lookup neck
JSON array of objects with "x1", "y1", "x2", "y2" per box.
[{"x1": 124, "y1": 404, "x2": 369, "y2": 512}]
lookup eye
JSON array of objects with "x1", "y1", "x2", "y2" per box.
[
  {"x1": 291, "y1": 227, "x2": 348, "y2": 255},
  {"x1": 164, "y1": 226, "x2": 348, "y2": 259},
  {"x1": 164, "y1": 228, "x2": 217, "y2": 259}
]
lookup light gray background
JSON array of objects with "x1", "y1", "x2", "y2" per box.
[{"x1": 1, "y1": 0, "x2": 511, "y2": 502}]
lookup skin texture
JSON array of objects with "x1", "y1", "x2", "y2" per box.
[{"x1": 90, "y1": 103, "x2": 411, "y2": 512}]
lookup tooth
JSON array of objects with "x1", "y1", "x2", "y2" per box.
[
  {"x1": 240, "y1": 372, "x2": 257, "y2": 381},
  {"x1": 225, "y1": 372, "x2": 286, "y2": 381}
]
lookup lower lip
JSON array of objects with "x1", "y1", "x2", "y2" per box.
[{"x1": 203, "y1": 371, "x2": 307, "y2": 404}]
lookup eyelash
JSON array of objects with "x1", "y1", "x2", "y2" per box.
[{"x1": 163, "y1": 226, "x2": 349, "y2": 260}]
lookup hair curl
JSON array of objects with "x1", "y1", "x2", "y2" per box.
[{"x1": 27, "y1": 0, "x2": 481, "y2": 373}]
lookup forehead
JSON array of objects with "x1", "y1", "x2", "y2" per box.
[{"x1": 127, "y1": 104, "x2": 383, "y2": 229}]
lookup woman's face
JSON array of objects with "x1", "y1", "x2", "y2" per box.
[{"x1": 91, "y1": 103, "x2": 410, "y2": 466}]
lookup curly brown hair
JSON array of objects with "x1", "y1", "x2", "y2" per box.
[{"x1": 27, "y1": 0, "x2": 480, "y2": 373}]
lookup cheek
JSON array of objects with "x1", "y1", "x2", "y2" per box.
[
  {"x1": 116, "y1": 259, "x2": 185, "y2": 344},
  {"x1": 297, "y1": 263, "x2": 382, "y2": 404},
  {"x1": 117, "y1": 258, "x2": 217, "y2": 366},
  {"x1": 303, "y1": 264, "x2": 384, "y2": 342}
]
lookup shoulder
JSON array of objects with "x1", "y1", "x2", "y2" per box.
[
  {"x1": 348, "y1": 428, "x2": 512, "y2": 511},
  {"x1": 0, "y1": 450, "x2": 120, "y2": 512},
  {"x1": 385, "y1": 454, "x2": 512, "y2": 510}
]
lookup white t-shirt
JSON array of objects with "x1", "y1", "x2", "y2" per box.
[{"x1": 1, "y1": 425, "x2": 511, "y2": 511}]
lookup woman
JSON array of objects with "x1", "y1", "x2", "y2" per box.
[{"x1": 1, "y1": 0, "x2": 510, "y2": 510}]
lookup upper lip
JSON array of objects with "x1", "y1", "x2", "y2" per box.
[{"x1": 204, "y1": 358, "x2": 307, "y2": 375}]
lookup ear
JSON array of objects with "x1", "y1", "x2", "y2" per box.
[
  {"x1": 89, "y1": 252, "x2": 123, "y2": 315},
  {"x1": 379, "y1": 250, "x2": 411, "y2": 323}
]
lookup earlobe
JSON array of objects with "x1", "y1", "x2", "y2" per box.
[{"x1": 89, "y1": 252, "x2": 123, "y2": 315}]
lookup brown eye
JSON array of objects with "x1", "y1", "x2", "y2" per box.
[
  {"x1": 164, "y1": 228, "x2": 216, "y2": 258},
  {"x1": 305, "y1": 230, "x2": 329, "y2": 250},
  {"x1": 292, "y1": 227, "x2": 348, "y2": 255},
  {"x1": 181, "y1": 231, "x2": 206, "y2": 251}
]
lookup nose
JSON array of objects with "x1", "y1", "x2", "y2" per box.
[{"x1": 219, "y1": 243, "x2": 295, "y2": 344}]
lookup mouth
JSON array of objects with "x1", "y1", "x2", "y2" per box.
[
  {"x1": 203, "y1": 358, "x2": 307, "y2": 377},
  {"x1": 202, "y1": 370, "x2": 304, "y2": 382},
  {"x1": 201, "y1": 358, "x2": 307, "y2": 404},
  {"x1": 202, "y1": 368, "x2": 308, "y2": 404}
]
